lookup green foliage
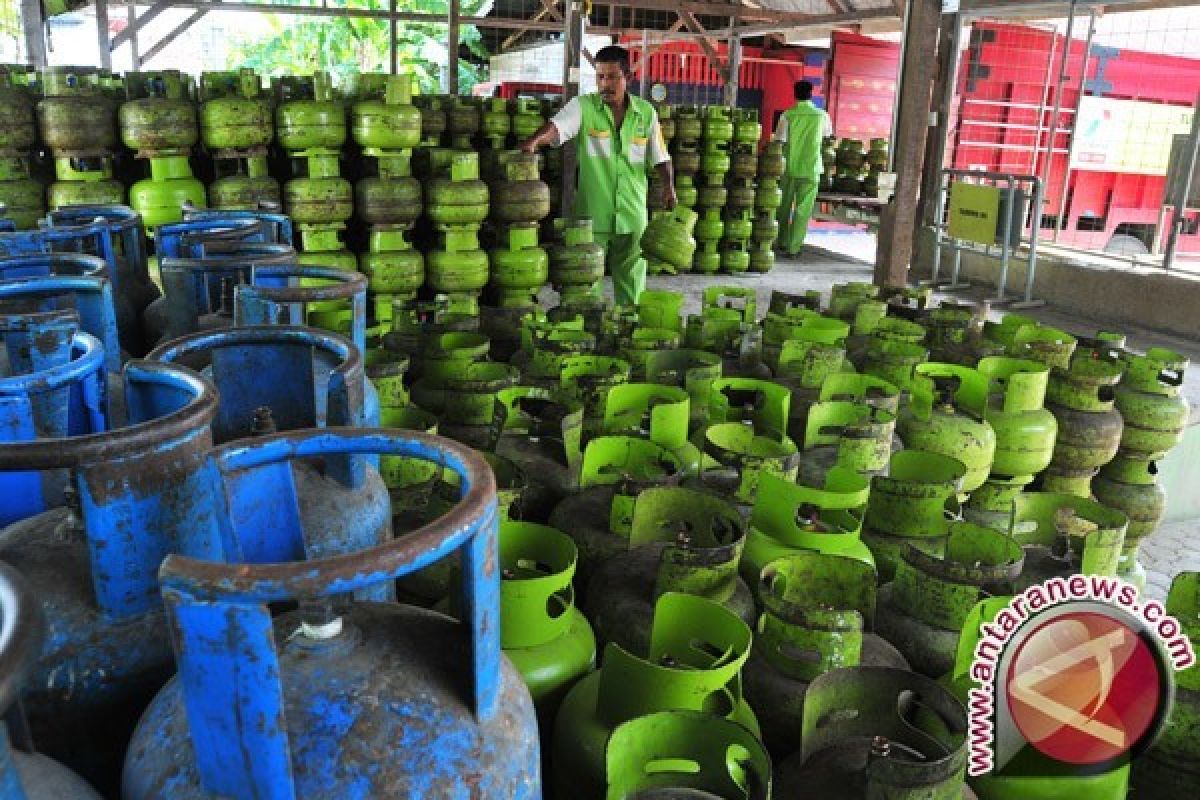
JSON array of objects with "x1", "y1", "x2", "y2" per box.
[{"x1": 227, "y1": 0, "x2": 490, "y2": 94}]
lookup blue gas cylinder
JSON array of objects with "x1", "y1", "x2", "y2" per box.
[
  {"x1": 0, "y1": 211, "x2": 158, "y2": 356},
  {"x1": 147, "y1": 325, "x2": 389, "y2": 573},
  {"x1": 122, "y1": 428, "x2": 541, "y2": 799},
  {"x1": 45, "y1": 204, "x2": 161, "y2": 354},
  {"x1": 0, "y1": 561, "x2": 104, "y2": 798},
  {"x1": 233, "y1": 262, "x2": 380, "y2": 427},
  {"x1": 144, "y1": 215, "x2": 284, "y2": 344},
  {"x1": 0, "y1": 359, "x2": 221, "y2": 793}
]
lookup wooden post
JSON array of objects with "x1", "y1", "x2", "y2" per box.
[{"x1": 874, "y1": 0, "x2": 943, "y2": 288}]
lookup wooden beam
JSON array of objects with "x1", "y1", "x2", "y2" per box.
[
  {"x1": 501, "y1": 7, "x2": 552, "y2": 51},
  {"x1": 539, "y1": 0, "x2": 563, "y2": 22},
  {"x1": 874, "y1": 0, "x2": 942, "y2": 288},
  {"x1": 109, "y1": 0, "x2": 173, "y2": 49},
  {"x1": 139, "y1": 9, "x2": 207, "y2": 67},
  {"x1": 734, "y1": 7, "x2": 896, "y2": 38}
]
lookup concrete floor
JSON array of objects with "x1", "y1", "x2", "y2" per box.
[{"x1": 628, "y1": 229, "x2": 1200, "y2": 601}]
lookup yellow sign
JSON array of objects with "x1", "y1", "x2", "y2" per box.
[
  {"x1": 1071, "y1": 96, "x2": 1194, "y2": 176},
  {"x1": 947, "y1": 182, "x2": 1001, "y2": 245}
]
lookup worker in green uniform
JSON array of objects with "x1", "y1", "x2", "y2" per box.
[
  {"x1": 775, "y1": 80, "x2": 832, "y2": 256},
  {"x1": 520, "y1": 45, "x2": 675, "y2": 307}
]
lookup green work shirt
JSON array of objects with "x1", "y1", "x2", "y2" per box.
[
  {"x1": 551, "y1": 92, "x2": 668, "y2": 236},
  {"x1": 778, "y1": 100, "x2": 831, "y2": 179}
]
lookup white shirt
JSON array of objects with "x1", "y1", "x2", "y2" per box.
[
  {"x1": 774, "y1": 107, "x2": 834, "y2": 142},
  {"x1": 550, "y1": 95, "x2": 671, "y2": 166}
]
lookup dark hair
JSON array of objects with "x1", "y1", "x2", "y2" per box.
[
  {"x1": 795, "y1": 80, "x2": 814, "y2": 101},
  {"x1": 595, "y1": 45, "x2": 632, "y2": 73}
]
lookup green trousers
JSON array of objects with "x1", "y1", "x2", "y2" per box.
[
  {"x1": 777, "y1": 176, "x2": 819, "y2": 255},
  {"x1": 594, "y1": 231, "x2": 647, "y2": 308}
]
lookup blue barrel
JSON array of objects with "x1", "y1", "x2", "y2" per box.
[
  {"x1": 0, "y1": 361, "x2": 221, "y2": 794},
  {"x1": 123, "y1": 428, "x2": 542, "y2": 799},
  {"x1": 0, "y1": 561, "x2": 103, "y2": 798}
]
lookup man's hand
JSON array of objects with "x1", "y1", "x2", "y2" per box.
[{"x1": 519, "y1": 138, "x2": 539, "y2": 154}]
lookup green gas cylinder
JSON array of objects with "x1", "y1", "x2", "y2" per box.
[
  {"x1": 200, "y1": 68, "x2": 272, "y2": 151},
  {"x1": 486, "y1": 385, "x2": 586, "y2": 520},
  {"x1": 585, "y1": 487, "x2": 756, "y2": 654},
  {"x1": 548, "y1": 217, "x2": 606, "y2": 309},
  {"x1": 876, "y1": 522, "x2": 1023, "y2": 678},
  {"x1": 798, "y1": 400, "x2": 897, "y2": 484},
  {"x1": 1113, "y1": 348, "x2": 1189, "y2": 459},
  {"x1": 774, "y1": 668, "x2": 971, "y2": 799},
  {"x1": 966, "y1": 357, "x2": 1058, "y2": 525},
  {"x1": 560, "y1": 354, "x2": 632, "y2": 436},
  {"x1": 741, "y1": 470, "x2": 873, "y2": 583},
  {"x1": 675, "y1": 105, "x2": 702, "y2": 141},
  {"x1": 604, "y1": 711, "x2": 770, "y2": 800},
  {"x1": 695, "y1": 378, "x2": 799, "y2": 503},
  {"x1": 37, "y1": 67, "x2": 117, "y2": 155},
  {"x1": 496, "y1": 521, "x2": 596, "y2": 715},
  {"x1": 512, "y1": 98, "x2": 544, "y2": 141},
  {"x1": 275, "y1": 72, "x2": 346, "y2": 151},
  {"x1": 548, "y1": 436, "x2": 685, "y2": 589},
  {"x1": 552, "y1": 592, "x2": 758, "y2": 800},
  {"x1": 602, "y1": 383, "x2": 701, "y2": 476},
  {"x1": 744, "y1": 552, "x2": 908, "y2": 757},
  {"x1": 1042, "y1": 348, "x2": 1125, "y2": 496},
  {"x1": 641, "y1": 206, "x2": 698, "y2": 275},
  {"x1": 0, "y1": 157, "x2": 43, "y2": 229},
  {"x1": 860, "y1": 450, "x2": 967, "y2": 582},
  {"x1": 1008, "y1": 492, "x2": 1127, "y2": 589},
  {"x1": 897, "y1": 363, "x2": 996, "y2": 493}
]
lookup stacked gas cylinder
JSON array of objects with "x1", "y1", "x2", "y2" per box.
[
  {"x1": 199, "y1": 68, "x2": 280, "y2": 210},
  {"x1": 646, "y1": 102, "x2": 780, "y2": 275},
  {"x1": 38, "y1": 66, "x2": 125, "y2": 209},
  {"x1": 277, "y1": 71, "x2": 356, "y2": 272},
  {"x1": 824, "y1": 135, "x2": 890, "y2": 196},
  {"x1": 0, "y1": 66, "x2": 43, "y2": 227},
  {"x1": 350, "y1": 73, "x2": 424, "y2": 324}
]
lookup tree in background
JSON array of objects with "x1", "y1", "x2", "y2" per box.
[{"x1": 227, "y1": 0, "x2": 490, "y2": 93}]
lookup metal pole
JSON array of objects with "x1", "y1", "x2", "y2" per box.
[
  {"x1": 1015, "y1": 177, "x2": 1045, "y2": 307},
  {"x1": 561, "y1": 0, "x2": 585, "y2": 217},
  {"x1": 1029, "y1": 25, "x2": 1058, "y2": 177},
  {"x1": 447, "y1": 0, "x2": 460, "y2": 95},
  {"x1": 127, "y1": 0, "x2": 140, "y2": 69},
  {"x1": 389, "y1": 0, "x2": 398, "y2": 75},
  {"x1": 20, "y1": 0, "x2": 46, "y2": 68},
  {"x1": 640, "y1": 28, "x2": 649, "y2": 98},
  {"x1": 930, "y1": 170, "x2": 948, "y2": 285},
  {"x1": 1054, "y1": 8, "x2": 1095, "y2": 242},
  {"x1": 1037, "y1": 0, "x2": 1077, "y2": 243},
  {"x1": 995, "y1": 176, "x2": 1017, "y2": 302},
  {"x1": 724, "y1": 18, "x2": 740, "y2": 107},
  {"x1": 1162, "y1": 92, "x2": 1200, "y2": 271},
  {"x1": 95, "y1": 0, "x2": 112, "y2": 70}
]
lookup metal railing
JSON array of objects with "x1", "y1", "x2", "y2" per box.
[{"x1": 929, "y1": 168, "x2": 1045, "y2": 309}]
